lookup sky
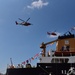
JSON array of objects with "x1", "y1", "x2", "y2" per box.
[{"x1": 0, "y1": 0, "x2": 75, "y2": 74}]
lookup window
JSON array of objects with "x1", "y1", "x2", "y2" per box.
[{"x1": 65, "y1": 40, "x2": 69, "y2": 44}]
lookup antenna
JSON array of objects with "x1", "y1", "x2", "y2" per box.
[{"x1": 10, "y1": 58, "x2": 13, "y2": 66}]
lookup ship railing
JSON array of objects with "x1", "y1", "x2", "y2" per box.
[
  {"x1": 7, "y1": 64, "x2": 25, "y2": 69},
  {"x1": 69, "y1": 48, "x2": 75, "y2": 51},
  {"x1": 7, "y1": 64, "x2": 15, "y2": 69},
  {"x1": 7, "y1": 63, "x2": 37, "y2": 69},
  {"x1": 39, "y1": 55, "x2": 75, "y2": 63}
]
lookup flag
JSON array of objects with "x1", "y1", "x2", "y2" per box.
[
  {"x1": 26, "y1": 60, "x2": 29, "y2": 63},
  {"x1": 22, "y1": 61, "x2": 26, "y2": 65},
  {"x1": 31, "y1": 57, "x2": 34, "y2": 60},
  {"x1": 34, "y1": 53, "x2": 39, "y2": 58},
  {"x1": 28, "y1": 58, "x2": 31, "y2": 63}
]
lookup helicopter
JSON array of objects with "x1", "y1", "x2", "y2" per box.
[
  {"x1": 47, "y1": 31, "x2": 57, "y2": 36},
  {"x1": 15, "y1": 18, "x2": 32, "y2": 26}
]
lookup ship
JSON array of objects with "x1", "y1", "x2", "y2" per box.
[{"x1": 6, "y1": 31, "x2": 75, "y2": 75}]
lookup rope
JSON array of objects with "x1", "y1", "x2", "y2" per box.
[{"x1": 40, "y1": 66, "x2": 49, "y2": 74}]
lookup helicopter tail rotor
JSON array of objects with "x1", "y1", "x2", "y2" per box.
[{"x1": 15, "y1": 21, "x2": 18, "y2": 25}]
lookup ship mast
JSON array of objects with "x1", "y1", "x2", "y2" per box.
[{"x1": 10, "y1": 58, "x2": 13, "y2": 66}]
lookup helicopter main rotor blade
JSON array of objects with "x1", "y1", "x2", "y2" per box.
[
  {"x1": 18, "y1": 18, "x2": 25, "y2": 22},
  {"x1": 26, "y1": 18, "x2": 30, "y2": 22}
]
